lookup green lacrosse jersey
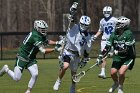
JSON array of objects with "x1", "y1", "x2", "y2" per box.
[
  {"x1": 107, "y1": 27, "x2": 136, "y2": 61},
  {"x1": 18, "y1": 29, "x2": 48, "y2": 59}
]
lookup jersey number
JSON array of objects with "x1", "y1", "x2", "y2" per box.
[
  {"x1": 79, "y1": 37, "x2": 86, "y2": 46},
  {"x1": 23, "y1": 32, "x2": 32, "y2": 45},
  {"x1": 105, "y1": 26, "x2": 113, "y2": 35}
]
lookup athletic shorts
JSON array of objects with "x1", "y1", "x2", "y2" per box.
[
  {"x1": 15, "y1": 57, "x2": 37, "y2": 72},
  {"x1": 112, "y1": 58, "x2": 135, "y2": 70}
]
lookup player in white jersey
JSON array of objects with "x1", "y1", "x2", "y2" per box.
[
  {"x1": 53, "y1": 15, "x2": 92, "y2": 93},
  {"x1": 93, "y1": 6, "x2": 117, "y2": 79}
]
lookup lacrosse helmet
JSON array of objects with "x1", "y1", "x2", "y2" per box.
[
  {"x1": 103, "y1": 6, "x2": 112, "y2": 18},
  {"x1": 34, "y1": 20, "x2": 48, "y2": 36},
  {"x1": 116, "y1": 16, "x2": 130, "y2": 29},
  {"x1": 79, "y1": 16, "x2": 91, "y2": 32}
]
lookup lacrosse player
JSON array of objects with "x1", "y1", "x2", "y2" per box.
[
  {"x1": 96, "y1": 16, "x2": 136, "y2": 93},
  {"x1": 0, "y1": 20, "x2": 63, "y2": 93},
  {"x1": 92, "y1": 6, "x2": 118, "y2": 79},
  {"x1": 53, "y1": 15, "x2": 92, "y2": 93}
]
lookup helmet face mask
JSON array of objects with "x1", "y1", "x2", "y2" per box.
[
  {"x1": 116, "y1": 16, "x2": 130, "y2": 29},
  {"x1": 34, "y1": 20, "x2": 48, "y2": 36},
  {"x1": 103, "y1": 6, "x2": 112, "y2": 18},
  {"x1": 116, "y1": 16, "x2": 131, "y2": 34},
  {"x1": 79, "y1": 16, "x2": 91, "y2": 32},
  {"x1": 38, "y1": 27, "x2": 48, "y2": 36}
]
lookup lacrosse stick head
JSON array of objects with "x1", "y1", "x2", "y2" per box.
[{"x1": 72, "y1": 71, "x2": 85, "y2": 83}]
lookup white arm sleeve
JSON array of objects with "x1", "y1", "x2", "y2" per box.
[{"x1": 39, "y1": 46, "x2": 46, "y2": 54}]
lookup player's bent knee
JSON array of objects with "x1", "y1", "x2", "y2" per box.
[
  {"x1": 62, "y1": 66, "x2": 69, "y2": 71},
  {"x1": 119, "y1": 72, "x2": 125, "y2": 76}
]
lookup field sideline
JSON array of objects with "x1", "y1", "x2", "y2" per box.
[{"x1": 0, "y1": 58, "x2": 139, "y2": 93}]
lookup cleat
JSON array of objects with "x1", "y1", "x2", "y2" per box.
[
  {"x1": 53, "y1": 80, "x2": 61, "y2": 91},
  {"x1": 25, "y1": 90, "x2": 30, "y2": 93},
  {"x1": 118, "y1": 87, "x2": 123, "y2": 93},
  {"x1": 98, "y1": 74, "x2": 106, "y2": 79},
  {"x1": 109, "y1": 83, "x2": 119, "y2": 93},
  {"x1": 0, "y1": 65, "x2": 8, "y2": 76}
]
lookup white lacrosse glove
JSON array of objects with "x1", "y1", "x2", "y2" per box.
[
  {"x1": 55, "y1": 44, "x2": 63, "y2": 52},
  {"x1": 56, "y1": 36, "x2": 65, "y2": 45},
  {"x1": 96, "y1": 54, "x2": 103, "y2": 65},
  {"x1": 91, "y1": 35, "x2": 97, "y2": 42},
  {"x1": 69, "y1": 2, "x2": 78, "y2": 22},
  {"x1": 59, "y1": 35, "x2": 65, "y2": 41},
  {"x1": 79, "y1": 58, "x2": 90, "y2": 68},
  {"x1": 70, "y1": 2, "x2": 78, "y2": 15}
]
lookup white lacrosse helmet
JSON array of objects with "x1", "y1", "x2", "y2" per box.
[
  {"x1": 79, "y1": 16, "x2": 91, "y2": 31},
  {"x1": 116, "y1": 16, "x2": 131, "y2": 29},
  {"x1": 34, "y1": 20, "x2": 48, "y2": 36},
  {"x1": 103, "y1": 6, "x2": 112, "y2": 18}
]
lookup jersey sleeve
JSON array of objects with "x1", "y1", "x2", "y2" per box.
[
  {"x1": 98, "y1": 20, "x2": 104, "y2": 32},
  {"x1": 125, "y1": 31, "x2": 135, "y2": 46},
  {"x1": 33, "y1": 36, "x2": 44, "y2": 47}
]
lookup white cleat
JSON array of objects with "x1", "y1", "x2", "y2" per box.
[
  {"x1": 118, "y1": 87, "x2": 123, "y2": 93},
  {"x1": 0, "y1": 65, "x2": 8, "y2": 77},
  {"x1": 53, "y1": 80, "x2": 61, "y2": 91},
  {"x1": 25, "y1": 90, "x2": 30, "y2": 93},
  {"x1": 109, "y1": 83, "x2": 119, "y2": 93},
  {"x1": 98, "y1": 73, "x2": 106, "y2": 79}
]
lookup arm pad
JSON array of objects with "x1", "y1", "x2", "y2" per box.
[{"x1": 39, "y1": 46, "x2": 46, "y2": 54}]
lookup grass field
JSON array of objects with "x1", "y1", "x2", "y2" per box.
[{"x1": 0, "y1": 58, "x2": 139, "y2": 93}]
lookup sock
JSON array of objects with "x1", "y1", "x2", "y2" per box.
[{"x1": 101, "y1": 68, "x2": 105, "y2": 75}]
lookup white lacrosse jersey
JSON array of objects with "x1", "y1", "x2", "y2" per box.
[
  {"x1": 65, "y1": 24, "x2": 92, "y2": 56},
  {"x1": 98, "y1": 17, "x2": 117, "y2": 40}
]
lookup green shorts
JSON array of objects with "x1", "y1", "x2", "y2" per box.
[
  {"x1": 15, "y1": 57, "x2": 37, "y2": 72},
  {"x1": 112, "y1": 58, "x2": 135, "y2": 70}
]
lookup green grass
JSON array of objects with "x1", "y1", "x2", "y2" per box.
[{"x1": 0, "y1": 58, "x2": 139, "y2": 93}]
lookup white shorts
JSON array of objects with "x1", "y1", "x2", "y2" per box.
[{"x1": 101, "y1": 40, "x2": 107, "y2": 51}]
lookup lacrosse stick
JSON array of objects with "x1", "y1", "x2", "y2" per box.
[
  {"x1": 59, "y1": 1, "x2": 79, "y2": 56},
  {"x1": 72, "y1": 63, "x2": 98, "y2": 83}
]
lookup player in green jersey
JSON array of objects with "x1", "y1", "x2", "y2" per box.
[
  {"x1": 0, "y1": 20, "x2": 63, "y2": 93},
  {"x1": 96, "y1": 16, "x2": 136, "y2": 93}
]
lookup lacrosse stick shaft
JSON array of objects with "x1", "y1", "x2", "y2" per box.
[{"x1": 84, "y1": 63, "x2": 98, "y2": 73}]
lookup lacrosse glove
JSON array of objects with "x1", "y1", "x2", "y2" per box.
[
  {"x1": 79, "y1": 58, "x2": 90, "y2": 68},
  {"x1": 91, "y1": 35, "x2": 97, "y2": 42},
  {"x1": 96, "y1": 54, "x2": 103, "y2": 65},
  {"x1": 70, "y1": 2, "x2": 78, "y2": 16},
  {"x1": 69, "y1": 2, "x2": 78, "y2": 22},
  {"x1": 55, "y1": 44, "x2": 63, "y2": 52},
  {"x1": 56, "y1": 39, "x2": 65, "y2": 46}
]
